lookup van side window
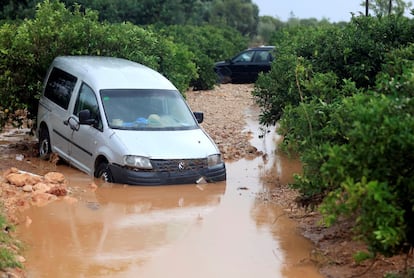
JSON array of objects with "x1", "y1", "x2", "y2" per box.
[
  {"x1": 44, "y1": 67, "x2": 77, "y2": 109},
  {"x1": 74, "y1": 83, "x2": 102, "y2": 130}
]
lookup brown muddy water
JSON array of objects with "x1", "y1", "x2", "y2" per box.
[{"x1": 15, "y1": 110, "x2": 323, "y2": 278}]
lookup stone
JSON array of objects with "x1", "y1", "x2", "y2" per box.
[
  {"x1": 44, "y1": 172, "x2": 66, "y2": 184},
  {"x1": 30, "y1": 192, "x2": 57, "y2": 207},
  {"x1": 22, "y1": 185, "x2": 32, "y2": 192},
  {"x1": 32, "y1": 182, "x2": 52, "y2": 193},
  {"x1": 5, "y1": 173, "x2": 30, "y2": 187}
]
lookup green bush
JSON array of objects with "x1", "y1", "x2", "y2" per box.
[
  {"x1": 0, "y1": 211, "x2": 21, "y2": 270},
  {"x1": 282, "y1": 90, "x2": 414, "y2": 256},
  {"x1": 158, "y1": 24, "x2": 248, "y2": 90},
  {"x1": 0, "y1": 0, "x2": 197, "y2": 130},
  {"x1": 268, "y1": 17, "x2": 414, "y2": 258},
  {"x1": 254, "y1": 16, "x2": 414, "y2": 126},
  {"x1": 320, "y1": 93, "x2": 414, "y2": 256}
]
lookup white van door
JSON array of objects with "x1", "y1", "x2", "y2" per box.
[
  {"x1": 41, "y1": 67, "x2": 79, "y2": 161},
  {"x1": 67, "y1": 83, "x2": 102, "y2": 175}
]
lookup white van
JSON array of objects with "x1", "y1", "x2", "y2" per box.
[{"x1": 36, "y1": 56, "x2": 226, "y2": 185}]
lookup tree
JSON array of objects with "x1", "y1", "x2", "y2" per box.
[
  {"x1": 254, "y1": 16, "x2": 285, "y2": 44},
  {"x1": 0, "y1": 0, "x2": 38, "y2": 20},
  {"x1": 207, "y1": 0, "x2": 259, "y2": 37},
  {"x1": 361, "y1": 0, "x2": 412, "y2": 16}
]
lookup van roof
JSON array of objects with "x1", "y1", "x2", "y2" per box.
[{"x1": 51, "y1": 56, "x2": 177, "y2": 91}]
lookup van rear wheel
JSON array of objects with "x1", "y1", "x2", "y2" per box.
[
  {"x1": 39, "y1": 127, "x2": 51, "y2": 160},
  {"x1": 95, "y1": 162, "x2": 114, "y2": 183}
]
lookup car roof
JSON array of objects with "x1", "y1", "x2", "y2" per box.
[
  {"x1": 51, "y1": 56, "x2": 177, "y2": 91},
  {"x1": 248, "y1": 46, "x2": 275, "y2": 51}
]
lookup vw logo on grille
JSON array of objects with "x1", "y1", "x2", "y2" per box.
[{"x1": 178, "y1": 161, "x2": 187, "y2": 171}]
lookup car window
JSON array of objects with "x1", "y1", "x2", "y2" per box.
[
  {"x1": 233, "y1": 50, "x2": 254, "y2": 63},
  {"x1": 101, "y1": 89, "x2": 198, "y2": 131},
  {"x1": 44, "y1": 67, "x2": 77, "y2": 110},
  {"x1": 74, "y1": 83, "x2": 102, "y2": 130},
  {"x1": 253, "y1": 51, "x2": 271, "y2": 63}
]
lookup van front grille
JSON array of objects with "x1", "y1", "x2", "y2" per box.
[{"x1": 150, "y1": 159, "x2": 207, "y2": 172}]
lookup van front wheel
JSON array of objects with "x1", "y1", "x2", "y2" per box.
[
  {"x1": 95, "y1": 162, "x2": 114, "y2": 183},
  {"x1": 39, "y1": 127, "x2": 51, "y2": 160}
]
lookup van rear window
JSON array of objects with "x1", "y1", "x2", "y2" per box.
[{"x1": 44, "y1": 67, "x2": 77, "y2": 109}]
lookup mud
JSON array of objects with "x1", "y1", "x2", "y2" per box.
[
  {"x1": 1, "y1": 84, "x2": 412, "y2": 277},
  {"x1": 9, "y1": 106, "x2": 322, "y2": 278}
]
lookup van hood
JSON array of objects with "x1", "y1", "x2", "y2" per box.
[{"x1": 111, "y1": 128, "x2": 219, "y2": 159}]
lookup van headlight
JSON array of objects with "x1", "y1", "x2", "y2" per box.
[
  {"x1": 124, "y1": 155, "x2": 153, "y2": 169},
  {"x1": 207, "y1": 154, "x2": 222, "y2": 167}
]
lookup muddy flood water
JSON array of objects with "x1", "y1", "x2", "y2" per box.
[{"x1": 15, "y1": 109, "x2": 323, "y2": 278}]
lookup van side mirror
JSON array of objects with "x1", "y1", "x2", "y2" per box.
[
  {"x1": 193, "y1": 112, "x2": 204, "y2": 124},
  {"x1": 79, "y1": 109, "x2": 95, "y2": 125}
]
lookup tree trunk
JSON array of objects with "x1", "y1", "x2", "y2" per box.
[
  {"x1": 389, "y1": 0, "x2": 392, "y2": 14},
  {"x1": 366, "y1": 0, "x2": 369, "y2": 16}
]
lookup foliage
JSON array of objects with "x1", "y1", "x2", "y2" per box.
[
  {"x1": 319, "y1": 93, "x2": 414, "y2": 256},
  {"x1": 207, "y1": 0, "x2": 259, "y2": 37},
  {"x1": 253, "y1": 13, "x2": 414, "y2": 258},
  {"x1": 61, "y1": 0, "x2": 208, "y2": 26},
  {"x1": 0, "y1": 211, "x2": 21, "y2": 270},
  {"x1": 254, "y1": 16, "x2": 285, "y2": 44},
  {"x1": 0, "y1": 0, "x2": 197, "y2": 128},
  {"x1": 1, "y1": 0, "x2": 260, "y2": 38},
  {"x1": 375, "y1": 43, "x2": 414, "y2": 98},
  {"x1": 254, "y1": 15, "x2": 414, "y2": 125},
  {"x1": 0, "y1": 0, "x2": 37, "y2": 20},
  {"x1": 281, "y1": 89, "x2": 414, "y2": 256},
  {"x1": 361, "y1": 0, "x2": 413, "y2": 16},
  {"x1": 158, "y1": 24, "x2": 247, "y2": 90}
]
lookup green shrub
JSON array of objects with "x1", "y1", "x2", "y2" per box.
[
  {"x1": 158, "y1": 24, "x2": 248, "y2": 90},
  {"x1": 0, "y1": 211, "x2": 21, "y2": 270},
  {"x1": 320, "y1": 93, "x2": 414, "y2": 256},
  {"x1": 279, "y1": 61, "x2": 414, "y2": 257},
  {"x1": 0, "y1": 0, "x2": 196, "y2": 130},
  {"x1": 255, "y1": 16, "x2": 414, "y2": 126}
]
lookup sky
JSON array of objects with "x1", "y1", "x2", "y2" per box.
[{"x1": 252, "y1": 0, "x2": 366, "y2": 22}]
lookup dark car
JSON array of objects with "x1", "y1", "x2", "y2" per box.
[{"x1": 214, "y1": 46, "x2": 275, "y2": 84}]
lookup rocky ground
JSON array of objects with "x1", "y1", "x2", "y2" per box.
[{"x1": 0, "y1": 83, "x2": 412, "y2": 277}]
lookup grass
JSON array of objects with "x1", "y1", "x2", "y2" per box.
[{"x1": 0, "y1": 210, "x2": 22, "y2": 270}]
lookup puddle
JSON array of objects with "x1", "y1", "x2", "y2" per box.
[{"x1": 16, "y1": 107, "x2": 322, "y2": 277}]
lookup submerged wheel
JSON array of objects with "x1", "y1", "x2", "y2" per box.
[
  {"x1": 38, "y1": 127, "x2": 51, "y2": 160},
  {"x1": 95, "y1": 162, "x2": 114, "y2": 183}
]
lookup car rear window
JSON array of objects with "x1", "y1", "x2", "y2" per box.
[{"x1": 44, "y1": 67, "x2": 77, "y2": 110}]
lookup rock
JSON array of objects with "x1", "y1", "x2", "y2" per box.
[
  {"x1": 30, "y1": 192, "x2": 57, "y2": 207},
  {"x1": 5, "y1": 171, "x2": 42, "y2": 187},
  {"x1": 44, "y1": 172, "x2": 66, "y2": 184},
  {"x1": 46, "y1": 185, "x2": 67, "y2": 197},
  {"x1": 25, "y1": 174, "x2": 42, "y2": 185},
  {"x1": 32, "y1": 182, "x2": 51, "y2": 193},
  {"x1": 14, "y1": 198, "x2": 30, "y2": 211},
  {"x1": 5, "y1": 173, "x2": 30, "y2": 187},
  {"x1": 15, "y1": 255, "x2": 26, "y2": 263},
  {"x1": 22, "y1": 185, "x2": 32, "y2": 192}
]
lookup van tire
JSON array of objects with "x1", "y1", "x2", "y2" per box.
[
  {"x1": 95, "y1": 162, "x2": 114, "y2": 183},
  {"x1": 39, "y1": 127, "x2": 51, "y2": 160}
]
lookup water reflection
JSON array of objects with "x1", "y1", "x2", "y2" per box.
[{"x1": 20, "y1": 181, "x2": 225, "y2": 277}]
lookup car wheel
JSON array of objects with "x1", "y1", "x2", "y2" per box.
[
  {"x1": 95, "y1": 162, "x2": 114, "y2": 183},
  {"x1": 215, "y1": 68, "x2": 232, "y2": 84},
  {"x1": 39, "y1": 127, "x2": 51, "y2": 160}
]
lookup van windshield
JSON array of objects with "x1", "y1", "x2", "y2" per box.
[{"x1": 100, "y1": 89, "x2": 198, "y2": 130}]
